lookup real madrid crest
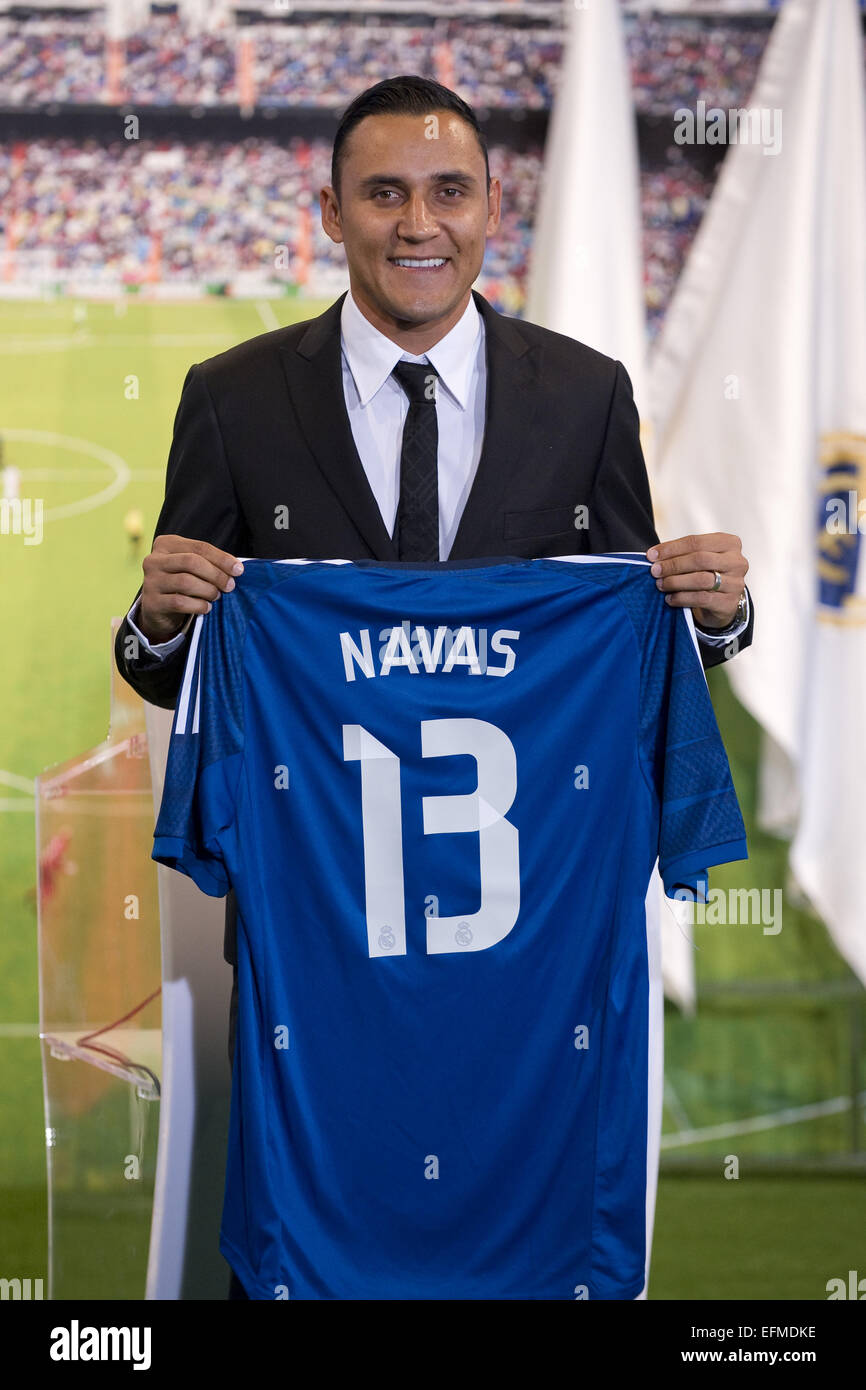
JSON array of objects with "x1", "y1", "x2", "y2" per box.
[{"x1": 816, "y1": 432, "x2": 866, "y2": 623}]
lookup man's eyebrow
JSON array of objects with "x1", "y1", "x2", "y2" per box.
[{"x1": 358, "y1": 171, "x2": 479, "y2": 190}]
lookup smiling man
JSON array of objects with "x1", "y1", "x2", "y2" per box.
[
  {"x1": 114, "y1": 74, "x2": 754, "y2": 1302},
  {"x1": 320, "y1": 104, "x2": 502, "y2": 355},
  {"x1": 116, "y1": 74, "x2": 752, "y2": 674},
  {"x1": 317, "y1": 78, "x2": 751, "y2": 636}
]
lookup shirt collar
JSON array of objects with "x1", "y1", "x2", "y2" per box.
[{"x1": 341, "y1": 286, "x2": 481, "y2": 411}]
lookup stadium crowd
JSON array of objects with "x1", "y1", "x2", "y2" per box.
[
  {"x1": 0, "y1": 137, "x2": 535, "y2": 303},
  {"x1": 0, "y1": 10, "x2": 773, "y2": 113},
  {"x1": 641, "y1": 155, "x2": 712, "y2": 332},
  {"x1": 0, "y1": 131, "x2": 712, "y2": 335},
  {"x1": 124, "y1": 18, "x2": 235, "y2": 106},
  {"x1": 0, "y1": 18, "x2": 105, "y2": 105},
  {"x1": 625, "y1": 15, "x2": 769, "y2": 115},
  {"x1": 0, "y1": 5, "x2": 785, "y2": 332}
]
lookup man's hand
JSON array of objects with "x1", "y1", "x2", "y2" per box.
[
  {"x1": 646, "y1": 533, "x2": 748, "y2": 629},
  {"x1": 138, "y1": 535, "x2": 244, "y2": 643}
]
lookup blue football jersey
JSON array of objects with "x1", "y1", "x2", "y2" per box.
[{"x1": 152, "y1": 554, "x2": 747, "y2": 1300}]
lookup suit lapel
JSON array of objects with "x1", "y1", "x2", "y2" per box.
[
  {"x1": 447, "y1": 290, "x2": 539, "y2": 559},
  {"x1": 279, "y1": 291, "x2": 398, "y2": 560},
  {"x1": 278, "y1": 287, "x2": 540, "y2": 562}
]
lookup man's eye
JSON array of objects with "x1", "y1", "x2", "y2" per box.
[{"x1": 371, "y1": 188, "x2": 463, "y2": 200}]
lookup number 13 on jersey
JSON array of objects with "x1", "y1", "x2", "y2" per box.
[{"x1": 342, "y1": 717, "x2": 520, "y2": 959}]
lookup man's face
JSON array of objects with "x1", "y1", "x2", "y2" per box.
[{"x1": 320, "y1": 111, "x2": 502, "y2": 349}]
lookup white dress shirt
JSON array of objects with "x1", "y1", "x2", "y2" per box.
[{"x1": 126, "y1": 287, "x2": 749, "y2": 658}]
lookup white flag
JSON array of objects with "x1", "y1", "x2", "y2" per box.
[
  {"x1": 525, "y1": 0, "x2": 648, "y2": 419},
  {"x1": 651, "y1": 0, "x2": 866, "y2": 983}
]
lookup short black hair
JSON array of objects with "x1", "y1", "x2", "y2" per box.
[{"x1": 330, "y1": 74, "x2": 490, "y2": 202}]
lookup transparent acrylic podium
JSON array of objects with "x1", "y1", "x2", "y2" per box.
[{"x1": 37, "y1": 619, "x2": 233, "y2": 1300}]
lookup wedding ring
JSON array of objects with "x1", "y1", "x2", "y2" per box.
[{"x1": 712, "y1": 571, "x2": 722, "y2": 591}]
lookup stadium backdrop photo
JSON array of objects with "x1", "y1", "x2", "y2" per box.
[{"x1": 1, "y1": 0, "x2": 864, "y2": 1321}]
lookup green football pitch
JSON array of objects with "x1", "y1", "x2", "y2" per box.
[{"x1": 1, "y1": 295, "x2": 863, "y2": 1299}]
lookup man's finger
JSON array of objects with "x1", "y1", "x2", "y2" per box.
[
  {"x1": 655, "y1": 569, "x2": 741, "y2": 594},
  {"x1": 654, "y1": 552, "x2": 745, "y2": 581},
  {"x1": 146, "y1": 550, "x2": 242, "y2": 594},
  {"x1": 148, "y1": 567, "x2": 236, "y2": 603},
  {"x1": 646, "y1": 533, "x2": 741, "y2": 562},
  {"x1": 663, "y1": 590, "x2": 741, "y2": 614},
  {"x1": 152, "y1": 534, "x2": 244, "y2": 575}
]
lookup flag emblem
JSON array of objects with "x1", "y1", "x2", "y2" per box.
[{"x1": 816, "y1": 433, "x2": 866, "y2": 615}]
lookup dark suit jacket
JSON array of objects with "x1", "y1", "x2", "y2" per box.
[{"x1": 115, "y1": 288, "x2": 754, "y2": 1059}]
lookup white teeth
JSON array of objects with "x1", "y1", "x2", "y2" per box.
[{"x1": 392, "y1": 258, "x2": 446, "y2": 268}]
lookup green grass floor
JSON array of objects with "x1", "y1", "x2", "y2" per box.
[{"x1": 4, "y1": 1170, "x2": 862, "y2": 1300}]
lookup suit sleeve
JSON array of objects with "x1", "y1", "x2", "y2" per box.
[
  {"x1": 587, "y1": 360, "x2": 658, "y2": 553},
  {"x1": 114, "y1": 362, "x2": 245, "y2": 710},
  {"x1": 588, "y1": 359, "x2": 754, "y2": 671}
]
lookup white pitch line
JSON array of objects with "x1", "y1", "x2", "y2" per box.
[
  {"x1": 8, "y1": 468, "x2": 166, "y2": 480},
  {"x1": 0, "y1": 332, "x2": 237, "y2": 354},
  {"x1": 255, "y1": 299, "x2": 281, "y2": 332},
  {"x1": 0, "y1": 303, "x2": 69, "y2": 317},
  {"x1": 660, "y1": 1093, "x2": 866, "y2": 1149},
  {"x1": 0, "y1": 429, "x2": 130, "y2": 521},
  {"x1": 10, "y1": 469, "x2": 117, "y2": 480},
  {"x1": 0, "y1": 770, "x2": 35, "y2": 794},
  {"x1": 663, "y1": 1075, "x2": 692, "y2": 1133},
  {"x1": 0, "y1": 334, "x2": 91, "y2": 355}
]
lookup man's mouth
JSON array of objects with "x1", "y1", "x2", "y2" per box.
[{"x1": 389, "y1": 257, "x2": 450, "y2": 272}]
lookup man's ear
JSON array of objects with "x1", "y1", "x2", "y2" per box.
[
  {"x1": 320, "y1": 186, "x2": 344, "y2": 246},
  {"x1": 486, "y1": 177, "x2": 503, "y2": 235}
]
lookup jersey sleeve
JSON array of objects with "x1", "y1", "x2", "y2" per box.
[
  {"x1": 638, "y1": 592, "x2": 748, "y2": 899},
  {"x1": 151, "y1": 603, "x2": 245, "y2": 897}
]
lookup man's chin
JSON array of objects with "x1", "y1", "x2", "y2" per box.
[{"x1": 374, "y1": 288, "x2": 465, "y2": 327}]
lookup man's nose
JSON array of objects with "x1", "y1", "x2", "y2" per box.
[{"x1": 397, "y1": 194, "x2": 439, "y2": 237}]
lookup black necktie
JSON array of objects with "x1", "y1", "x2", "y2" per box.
[{"x1": 391, "y1": 360, "x2": 440, "y2": 561}]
